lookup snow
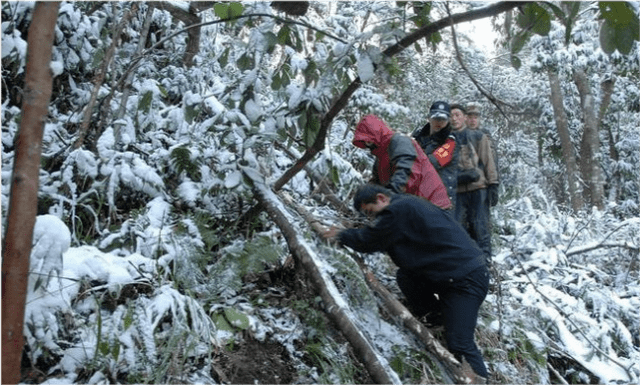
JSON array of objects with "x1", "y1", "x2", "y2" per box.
[{"x1": 4, "y1": 1, "x2": 639, "y2": 383}]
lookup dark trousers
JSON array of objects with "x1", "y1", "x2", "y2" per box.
[
  {"x1": 455, "y1": 189, "x2": 492, "y2": 261},
  {"x1": 397, "y1": 266, "x2": 490, "y2": 378}
]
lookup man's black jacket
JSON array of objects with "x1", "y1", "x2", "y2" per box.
[{"x1": 339, "y1": 194, "x2": 485, "y2": 283}]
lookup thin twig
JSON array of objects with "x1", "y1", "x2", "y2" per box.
[{"x1": 446, "y1": 3, "x2": 514, "y2": 120}]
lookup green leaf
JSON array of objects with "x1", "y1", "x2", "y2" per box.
[
  {"x1": 224, "y1": 307, "x2": 250, "y2": 330},
  {"x1": 599, "y1": 2, "x2": 636, "y2": 24},
  {"x1": 99, "y1": 341, "x2": 110, "y2": 356},
  {"x1": 123, "y1": 306, "x2": 134, "y2": 331},
  {"x1": 414, "y1": 42, "x2": 423, "y2": 54},
  {"x1": 219, "y1": 47, "x2": 230, "y2": 67},
  {"x1": 600, "y1": 19, "x2": 637, "y2": 54},
  {"x1": 517, "y1": 3, "x2": 551, "y2": 35},
  {"x1": 330, "y1": 165, "x2": 340, "y2": 186},
  {"x1": 236, "y1": 53, "x2": 252, "y2": 70},
  {"x1": 511, "y1": 55, "x2": 522, "y2": 70},
  {"x1": 429, "y1": 32, "x2": 442, "y2": 45},
  {"x1": 264, "y1": 32, "x2": 278, "y2": 54},
  {"x1": 213, "y1": 313, "x2": 234, "y2": 332},
  {"x1": 228, "y1": 2, "x2": 244, "y2": 18},
  {"x1": 542, "y1": 2, "x2": 566, "y2": 21},
  {"x1": 214, "y1": 3, "x2": 229, "y2": 19},
  {"x1": 304, "y1": 60, "x2": 318, "y2": 86},
  {"x1": 271, "y1": 72, "x2": 282, "y2": 90},
  {"x1": 598, "y1": 2, "x2": 639, "y2": 55},
  {"x1": 511, "y1": 31, "x2": 530, "y2": 55},
  {"x1": 302, "y1": 110, "x2": 320, "y2": 147},
  {"x1": 278, "y1": 25, "x2": 291, "y2": 45},
  {"x1": 138, "y1": 91, "x2": 153, "y2": 113},
  {"x1": 112, "y1": 342, "x2": 120, "y2": 361}
]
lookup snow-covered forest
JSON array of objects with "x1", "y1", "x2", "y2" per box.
[{"x1": 2, "y1": 1, "x2": 639, "y2": 384}]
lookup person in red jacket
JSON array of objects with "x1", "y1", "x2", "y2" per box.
[{"x1": 353, "y1": 115, "x2": 452, "y2": 210}]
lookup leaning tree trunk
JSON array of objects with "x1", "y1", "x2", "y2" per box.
[
  {"x1": 574, "y1": 70, "x2": 606, "y2": 209},
  {"x1": 242, "y1": 167, "x2": 402, "y2": 385},
  {"x1": 1, "y1": 2, "x2": 60, "y2": 383},
  {"x1": 547, "y1": 68, "x2": 584, "y2": 211}
]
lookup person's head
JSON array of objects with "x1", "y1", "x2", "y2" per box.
[
  {"x1": 466, "y1": 102, "x2": 481, "y2": 129},
  {"x1": 353, "y1": 115, "x2": 393, "y2": 152},
  {"x1": 450, "y1": 104, "x2": 467, "y2": 131},
  {"x1": 428, "y1": 101, "x2": 450, "y2": 133},
  {"x1": 353, "y1": 184, "x2": 393, "y2": 216}
]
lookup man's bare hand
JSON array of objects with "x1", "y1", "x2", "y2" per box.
[{"x1": 321, "y1": 226, "x2": 342, "y2": 242}]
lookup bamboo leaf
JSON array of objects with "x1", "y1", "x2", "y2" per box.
[{"x1": 214, "y1": 3, "x2": 229, "y2": 19}]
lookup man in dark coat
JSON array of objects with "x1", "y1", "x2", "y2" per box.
[
  {"x1": 413, "y1": 101, "x2": 460, "y2": 208},
  {"x1": 322, "y1": 184, "x2": 490, "y2": 381},
  {"x1": 353, "y1": 114, "x2": 451, "y2": 210}
]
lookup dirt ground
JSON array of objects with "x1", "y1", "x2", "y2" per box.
[{"x1": 213, "y1": 338, "x2": 297, "y2": 384}]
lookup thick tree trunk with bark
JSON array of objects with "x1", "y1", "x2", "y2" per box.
[
  {"x1": 574, "y1": 70, "x2": 606, "y2": 209},
  {"x1": 1, "y1": 2, "x2": 60, "y2": 383},
  {"x1": 547, "y1": 68, "x2": 584, "y2": 211}
]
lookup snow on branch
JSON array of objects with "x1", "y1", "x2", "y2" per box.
[{"x1": 241, "y1": 165, "x2": 403, "y2": 385}]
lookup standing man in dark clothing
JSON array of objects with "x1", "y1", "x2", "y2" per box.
[
  {"x1": 322, "y1": 184, "x2": 490, "y2": 382},
  {"x1": 353, "y1": 114, "x2": 452, "y2": 210},
  {"x1": 413, "y1": 101, "x2": 460, "y2": 209},
  {"x1": 450, "y1": 104, "x2": 499, "y2": 263}
]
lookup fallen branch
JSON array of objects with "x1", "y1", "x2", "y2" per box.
[
  {"x1": 279, "y1": 192, "x2": 476, "y2": 384},
  {"x1": 565, "y1": 241, "x2": 639, "y2": 257},
  {"x1": 241, "y1": 166, "x2": 402, "y2": 385}
]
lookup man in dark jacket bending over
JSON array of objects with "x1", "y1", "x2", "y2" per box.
[{"x1": 322, "y1": 184, "x2": 489, "y2": 381}]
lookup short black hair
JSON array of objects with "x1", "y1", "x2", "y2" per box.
[
  {"x1": 353, "y1": 184, "x2": 393, "y2": 212},
  {"x1": 450, "y1": 103, "x2": 467, "y2": 114}
]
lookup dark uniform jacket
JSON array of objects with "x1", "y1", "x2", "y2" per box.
[
  {"x1": 353, "y1": 115, "x2": 452, "y2": 210},
  {"x1": 412, "y1": 123, "x2": 459, "y2": 206},
  {"x1": 338, "y1": 194, "x2": 485, "y2": 283}
]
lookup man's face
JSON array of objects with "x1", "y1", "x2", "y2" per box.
[
  {"x1": 466, "y1": 113, "x2": 480, "y2": 129},
  {"x1": 359, "y1": 194, "x2": 390, "y2": 217},
  {"x1": 450, "y1": 108, "x2": 466, "y2": 131},
  {"x1": 429, "y1": 117, "x2": 448, "y2": 133}
]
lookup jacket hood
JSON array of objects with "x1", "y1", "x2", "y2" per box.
[{"x1": 353, "y1": 115, "x2": 394, "y2": 151}]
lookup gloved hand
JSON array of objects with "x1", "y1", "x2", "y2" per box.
[
  {"x1": 487, "y1": 184, "x2": 499, "y2": 206},
  {"x1": 457, "y1": 168, "x2": 480, "y2": 185}
]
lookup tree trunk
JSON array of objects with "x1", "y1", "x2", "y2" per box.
[
  {"x1": 243, "y1": 168, "x2": 403, "y2": 385},
  {"x1": 1, "y1": 2, "x2": 60, "y2": 383},
  {"x1": 152, "y1": 1, "x2": 202, "y2": 67},
  {"x1": 547, "y1": 68, "x2": 583, "y2": 211},
  {"x1": 574, "y1": 70, "x2": 605, "y2": 209}
]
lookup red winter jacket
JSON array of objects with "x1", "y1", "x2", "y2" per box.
[{"x1": 353, "y1": 115, "x2": 452, "y2": 210}]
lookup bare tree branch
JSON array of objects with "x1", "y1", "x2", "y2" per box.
[{"x1": 446, "y1": 4, "x2": 515, "y2": 121}]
